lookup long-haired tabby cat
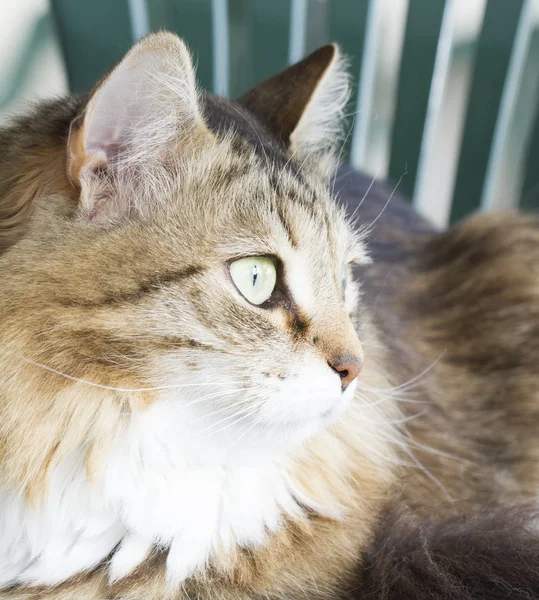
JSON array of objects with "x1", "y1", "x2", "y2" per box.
[{"x1": 1, "y1": 32, "x2": 539, "y2": 600}]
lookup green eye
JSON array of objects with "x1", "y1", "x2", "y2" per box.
[{"x1": 229, "y1": 256, "x2": 277, "y2": 306}]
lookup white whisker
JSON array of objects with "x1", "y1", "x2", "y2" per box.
[
  {"x1": 190, "y1": 399, "x2": 265, "y2": 443},
  {"x1": 349, "y1": 172, "x2": 377, "y2": 222},
  {"x1": 357, "y1": 165, "x2": 408, "y2": 232},
  {"x1": 16, "y1": 355, "x2": 247, "y2": 392},
  {"x1": 357, "y1": 352, "x2": 445, "y2": 396}
]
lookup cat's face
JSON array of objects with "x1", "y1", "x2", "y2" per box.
[
  {"x1": 11, "y1": 33, "x2": 366, "y2": 452},
  {"x1": 136, "y1": 140, "x2": 366, "y2": 449}
]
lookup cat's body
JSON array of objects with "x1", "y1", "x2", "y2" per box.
[{"x1": 1, "y1": 33, "x2": 539, "y2": 600}]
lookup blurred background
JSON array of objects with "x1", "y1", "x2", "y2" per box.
[{"x1": 1, "y1": 0, "x2": 539, "y2": 227}]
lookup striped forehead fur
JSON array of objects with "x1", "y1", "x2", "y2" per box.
[{"x1": 75, "y1": 101, "x2": 367, "y2": 268}]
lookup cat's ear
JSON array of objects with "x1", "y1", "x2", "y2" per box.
[
  {"x1": 68, "y1": 32, "x2": 209, "y2": 222},
  {"x1": 237, "y1": 44, "x2": 349, "y2": 154}
]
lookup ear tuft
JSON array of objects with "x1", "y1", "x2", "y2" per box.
[
  {"x1": 289, "y1": 45, "x2": 350, "y2": 153},
  {"x1": 67, "y1": 32, "x2": 208, "y2": 222},
  {"x1": 237, "y1": 44, "x2": 350, "y2": 155}
]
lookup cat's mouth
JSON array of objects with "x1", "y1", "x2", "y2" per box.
[
  {"x1": 264, "y1": 378, "x2": 356, "y2": 431},
  {"x1": 322, "y1": 383, "x2": 355, "y2": 422}
]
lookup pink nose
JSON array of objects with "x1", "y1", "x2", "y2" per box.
[{"x1": 330, "y1": 357, "x2": 363, "y2": 390}]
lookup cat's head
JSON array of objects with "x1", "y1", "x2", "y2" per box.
[{"x1": 6, "y1": 33, "x2": 368, "y2": 455}]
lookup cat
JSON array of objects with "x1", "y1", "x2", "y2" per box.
[{"x1": 1, "y1": 31, "x2": 539, "y2": 600}]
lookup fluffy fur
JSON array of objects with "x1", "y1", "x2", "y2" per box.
[
  {"x1": 1, "y1": 32, "x2": 539, "y2": 600},
  {"x1": 354, "y1": 505, "x2": 539, "y2": 600},
  {"x1": 0, "y1": 34, "x2": 396, "y2": 597}
]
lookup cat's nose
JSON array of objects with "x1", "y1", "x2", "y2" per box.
[{"x1": 330, "y1": 357, "x2": 363, "y2": 391}]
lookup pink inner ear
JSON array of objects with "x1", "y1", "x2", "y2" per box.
[
  {"x1": 80, "y1": 41, "x2": 201, "y2": 174},
  {"x1": 84, "y1": 68, "x2": 148, "y2": 164},
  {"x1": 69, "y1": 35, "x2": 209, "y2": 224}
]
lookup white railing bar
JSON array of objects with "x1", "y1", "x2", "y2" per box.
[
  {"x1": 412, "y1": 0, "x2": 458, "y2": 224},
  {"x1": 413, "y1": 0, "x2": 486, "y2": 227},
  {"x1": 350, "y1": 0, "x2": 383, "y2": 170},
  {"x1": 480, "y1": 0, "x2": 539, "y2": 211},
  {"x1": 289, "y1": 0, "x2": 308, "y2": 63},
  {"x1": 212, "y1": 0, "x2": 230, "y2": 97},
  {"x1": 350, "y1": 0, "x2": 409, "y2": 177},
  {"x1": 127, "y1": 0, "x2": 150, "y2": 41}
]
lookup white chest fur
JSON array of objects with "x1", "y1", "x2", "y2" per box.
[{"x1": 0, "y1": 400, "x2": 308, "y2": 589}]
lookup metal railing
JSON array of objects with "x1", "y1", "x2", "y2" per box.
[
  {"x1": 3, "y1": 0, "x2": 539, "y2": 226},
  {"x1": 123, "y1": 0, "x2": 539, "y2": 224}
]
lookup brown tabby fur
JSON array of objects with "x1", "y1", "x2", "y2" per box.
[{"x1": 1, "y1": 34, "x2": 539, "y2": 600}]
